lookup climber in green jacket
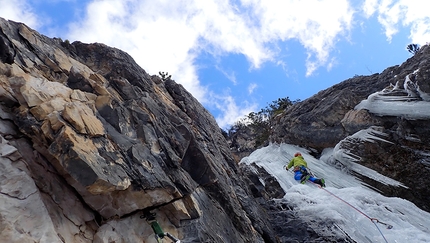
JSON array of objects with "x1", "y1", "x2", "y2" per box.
[{"x1": 286, "y1": 152, "x2": 325, "y2": 187}]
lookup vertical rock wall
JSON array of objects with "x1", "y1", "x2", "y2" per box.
[{"x1": 0, "y1": 18, "x2": 275, "y2": 243}]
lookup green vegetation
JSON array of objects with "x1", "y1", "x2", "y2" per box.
[
  {"x1": 227, "y1": 97, "x2": 299, "y2": 148},
  {"x1": 159, "y1": 71, "x2": 172, "y2": 81},
  {"x1": 407, "y1": 43, "x2": 420, "y2": 55}
]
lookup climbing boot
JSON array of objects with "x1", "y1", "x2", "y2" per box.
[{"x1": 317, "y1": 178, "x2": 325, "y2": 187}]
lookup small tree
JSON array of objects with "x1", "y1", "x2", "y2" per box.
[
  {"x1": 407, "y1": 44, "x2": 420, "y2": 55},
  {"x1": 227, "y1": 97, "x2": 299, "y2": 148},
  {"x1": 159, "y1": 71, "x2": 172, "y2": 81}
]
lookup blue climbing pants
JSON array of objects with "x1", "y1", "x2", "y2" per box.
[{"x1": 294, "y1": 166, "x2": 318, "y2": 183}]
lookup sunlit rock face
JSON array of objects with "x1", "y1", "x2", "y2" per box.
[
  {"x1": 272, "y1": 45, "x2": 430, "y2": 212},
  {"x1": 271, "y1": 72, "x2": 393, "y2": 150},
  {"x1": 0, "y1": 18, "x2": 276, "y2": 243}
]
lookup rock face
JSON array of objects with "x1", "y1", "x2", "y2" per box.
[
  {"x1": 2, "y1": 16, "x2": 429, "y2": 243},
  {"x1": 0, "y1": 18, "x2": 276, "y2": 243},
  {"x1": 271, "y1": 72, "x2": 392, "y2": 150},
  {"x1": 271, "y1": 45, "x2": 430, "y2": 213}
]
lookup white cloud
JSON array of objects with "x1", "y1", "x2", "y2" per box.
[
  {"x1": 63, "y1": 0, "x2": 356, "y2": 126},
  {"x1": 362, "y1": 0, "x2": 430, "y2": 44},
  {"x1": 0, "y1": 0, "x2": 40, "y2": 28},
  {"x1": 66, "y1": 0, "x2": 269, "y2": 101},
  {"x1": 248, "y1": 83, "x2": 257, "y2": 94},
  {"x1": 211, "y1": 93, "x2": 258, "y2": 129},
  {"x1": 216, "y1": 65, "x2": 238, "y2": 85},
  {"x1": 241, "y1": 0, "x2": 354, "y2": 76},
  {"x1": 362, "y1": 0, "x2": 378, "y2": 17}
]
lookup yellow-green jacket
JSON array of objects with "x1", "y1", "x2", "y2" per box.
[{"x1": 287, "y1": 155, "x2": 307, "y2": 170}]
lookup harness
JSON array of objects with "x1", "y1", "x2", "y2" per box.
[{"x1": 294, "y1": 166, "x2": 309, "y2": 175}]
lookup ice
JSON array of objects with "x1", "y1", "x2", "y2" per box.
[
  {"x1": 332, "y1": 127, "x2": 407, "y2": 188},
  {"x1": 240, "y1": 143, "x2": 430, "y2": 242},
  {"x1": 355, "y1": 74, "x2": 430, "y2": 119}
]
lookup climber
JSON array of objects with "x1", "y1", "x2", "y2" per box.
[
  {"x1": 286, "y1": 152, "x2": 325, "y2": 187},
  {"x1": 141, "y1": 210, "x2": 181, "y2": 243}
]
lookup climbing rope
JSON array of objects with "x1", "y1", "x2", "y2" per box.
[
  {"x1": 286, "y1": 169, "x2": 392, "y2": 242},
  {"x1": 372, "y1": 219, "x2": 390, "y2": 243},
  {"x1": 313, "y1": 183, "x2": 393, "y2": 243}
]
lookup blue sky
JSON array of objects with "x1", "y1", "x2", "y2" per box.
[{"x1": 1, "y1": 0, "x2": 429, "y2": 129}]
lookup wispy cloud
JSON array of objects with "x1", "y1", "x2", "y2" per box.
[
  {"x1": 0, "y1": 0, "x2": 40, "y2": 28},
  {"x1": 362, "y1": 0, "x2": 430, "y2": 44},
  {"x1": 216, "y1": 65, "x2": 238, "y2": 85},
  {"x1": 210, "y1": 93, "x2": 258, "y2": 129},
  {"x1": 243, "y1": 0, "x2": 354, "y2": 76},
  {"x1": 248, "y1": 83, "x2": 257, "y2": 95},
  {"x1": 66, "y1": 0, "x2": 270, "y2": 101}
]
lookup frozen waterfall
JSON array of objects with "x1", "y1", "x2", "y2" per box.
[{"x1": 240, "y1": 143, "x2": 430, "y2": 243}]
